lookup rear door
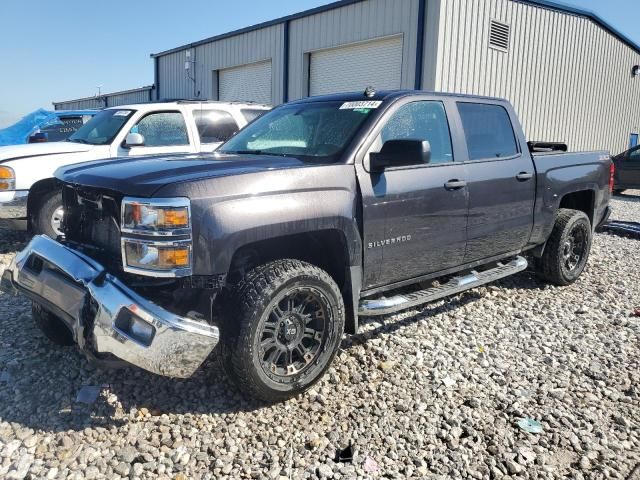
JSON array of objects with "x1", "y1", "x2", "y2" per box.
[
  {"x1": 356, "y1": 98, "x2": 469, "y2": 288},
  {"x1": 455, "y1": 101, "x2": 535, "y2": 263},
  {"x1": 191, "y1": 109, "x2": 240, "y2": 152}
]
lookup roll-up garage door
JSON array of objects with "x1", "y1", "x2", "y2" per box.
[
  {"x1": 309, "y1": 36, "x2": 403, "y2": 96},
  {"x1": 219, "y1": 60, "x2": 272, "y2": 104}
]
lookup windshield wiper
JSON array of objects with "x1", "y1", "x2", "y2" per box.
[
  {"x1": 67, "y1": 138, "x2": 89, "y2": 144},
  {"x1": 223, "y1": 150, "x2": 298, "y2": 158},
  {"x1": 224, "y1": 149, "x2": 262, "y2": 155}
]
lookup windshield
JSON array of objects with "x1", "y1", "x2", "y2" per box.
[
  {"x1": 219, "y1": 101, "x2": 377, "y2": 161},
  {"x1": 68, "y1": 109, "x2": 134, "y2": 145}
]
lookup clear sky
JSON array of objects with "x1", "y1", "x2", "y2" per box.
[{"x1": 0, "y1": 0, "x2": 638, "y2": 127}]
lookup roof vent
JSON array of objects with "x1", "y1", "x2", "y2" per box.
[{"x1": 489, "y1": 20, "x2": 511, "y2": 52}]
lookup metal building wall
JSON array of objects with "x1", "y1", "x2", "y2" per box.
[
  {"x1": 288, "y1": 0, "x2": 421, "y2": 100},
  {"x1": 53, "y1": 98, "x2": 104, "y2": 110},
  {"x1": 107, "y1": 87, "x2": 153, "y2": 106},
  {"x1": 53, "y1": 86, "x2": 153, "y2": 110},
  {"x1": 434, "y1": 0, "x2": 640, "y2": 154},
  {"x1": 156, "y1": 24, "x2": 284, "y2": 103}
]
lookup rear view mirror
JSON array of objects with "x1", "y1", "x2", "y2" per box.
[
  {"x1": 369, "y1": 139, "x2": 431, "y2": 173},
  {"x1": 125, "y1": 133, "x2": 145, "y2": 147}
]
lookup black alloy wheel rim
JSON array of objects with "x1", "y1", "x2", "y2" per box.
[
  {"x1": 258, "y1": 287, "x2": 328, "y2": 380},
  {"x1": 563, "y1": 223, "x2": 589, "y2": 272}
]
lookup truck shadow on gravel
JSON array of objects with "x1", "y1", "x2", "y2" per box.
[
  {"x1": 345, "y1": 270, "x2": 545, "y2": 350},
  {"x1": 0, "y1": 264, "x2": 543, "y2": 434}
]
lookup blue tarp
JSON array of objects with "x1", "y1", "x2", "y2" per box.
[{"x1": 0, "y1": 109, "x2": 64, "y2": 146}]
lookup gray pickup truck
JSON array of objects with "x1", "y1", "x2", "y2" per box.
[{"x1": 1, "y1": 89, "x2": 612, "y2": 402}]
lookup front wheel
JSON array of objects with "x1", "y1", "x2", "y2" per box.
[
  {"x1": 32, "y1": 303, "x2": 74, "y2": 346},
  {"x1": 33, "y1": 190, "x2": 64, "y2": 239},
  {"x1": 537, "y1": 208, "x2": 592, "y2": 286},
  {"x1": 220, "y1": 259, "x2": 345, "y2": 402}
]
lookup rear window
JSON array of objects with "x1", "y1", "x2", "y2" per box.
[
  {"x1": 193, "y1": 110, "x2": 239, "y2": 143},
  {"x1": 241, "y1": 108, "x2": 269, "y2": 123},
  {"x1": 457, "y1": 103, "x2": 519, "y2": 160}
]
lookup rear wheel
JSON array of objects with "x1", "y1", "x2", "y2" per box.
[
  {"x1": 32, "y1": 303, "x2": 74, "y2": 346},
  {"x1": 33, "y1": 190, "x2": 64, "y2": 239},
  {"x1": 219, "y1": 259, "x2": 344, "y2": 402},
  {"x1": 537, "y1": 208, "x2": 592, "y2": 286}
]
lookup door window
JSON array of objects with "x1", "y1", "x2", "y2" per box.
[
  {"x1": 193, "y1": 109, "x2": 239, "y2": 144},
  {"x1": 132, "y1": 112, "x2": 188, "y2": 147},
  {"x1": 629, "y1": 147, "x2": 640, "y2": 161},
  {"x1": 378, "y1": 101, "x2": 453, "y2": 164},
  {"x1": 458, "y1": 103, "x2": 518, "y2": 160}
]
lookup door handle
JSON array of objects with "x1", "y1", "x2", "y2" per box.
[
  {"x1": 444, "y1": 179, "x2": 467, "y2": 190},
  {"x1": 516, "y1": 172, "x2": 534, "y2": 181}
]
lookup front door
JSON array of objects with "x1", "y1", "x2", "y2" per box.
[
  {"x1": 618, "y1": 145, "x2": 640, "y2": 187},
  {"x1": 357, "y1": 100, "x2": 469, "y2": 288},
  {"x1": 117, "y1": 111, "x2": 194, "y2": 157},
  {"x1": 455, "y1": 102, "x2": 535, "y2": 263}
]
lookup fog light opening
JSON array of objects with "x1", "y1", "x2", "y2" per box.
[{"x1": 114, "y1": 308, "x2": 156, "y2": 346}]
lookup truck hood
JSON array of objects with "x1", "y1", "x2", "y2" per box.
[
  {"x1": 56, "y1": 152, "x2": 315, "y2": 197},
  {"x1": 0, "y1": 141, "x2": 95, "y2": 162}
]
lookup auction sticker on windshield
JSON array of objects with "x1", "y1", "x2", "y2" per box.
[
  {"x1": 113, "y1": 110, "x2": 132, "y2": 117},
  {"x1": 340, "y1": 101, "x2": 382, "y2": 110}
]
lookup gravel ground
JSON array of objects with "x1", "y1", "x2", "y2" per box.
[{"x1": 0, "y1": 192, "x2": 639, "y2": 480}]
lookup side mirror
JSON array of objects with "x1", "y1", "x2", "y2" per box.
[
  {"x1": 28, "y1": 132, "x2": 48, "y2": 143},
  {"x1": 124, "y1": 133, "x2": 145, "y2": 147},
  {"x1": 369, "y1": 139, "x2": 431, "y2": 173}
]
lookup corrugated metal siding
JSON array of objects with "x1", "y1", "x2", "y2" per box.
[
  {"x1": 435, "y1": 0, "x2": 640, "y2": 154},
  {"x1": 54, "y1": 87, "x2": 153, "y2": 110},
  {"x1": 157, "y1": 24, "x2": 284, "y2": 104},
  {"x1": 288, "y1": 0, "x2": 420, "y2": 100},
  {"x1": 107, "y1": 88, "x2": 152, "y2": 106},
  {"x1": 54, "y1": 98, "x2": 104, "y2": 110},
  {"x1": 309, "y1": 35, "x2": 404, "y2": 95}
]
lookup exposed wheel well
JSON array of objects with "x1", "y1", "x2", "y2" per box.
[
  {"x1": 228, "y1": 230, "x2": 351, "y2": 290},
  {"x1": 559, "y1": 190, "x2": 595, "y2": 225},
  {"x1": 227, "y1": 230, "x2": 358, "y2": 333},
  {"x1": 27, "y1": 178, "x2": 59, "y2": 231}
]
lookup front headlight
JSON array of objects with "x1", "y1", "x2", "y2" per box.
[
  {"x1": 122, "y1": 197, "x2": 190, "y2": 234},
  {"x1": 121, "y1": 197, "x2": 193, "y2": 277},
  {"x1": 123, "y1": 240, "x2": 191, "y2": 272},
  {"x1": 0, "y1": 166, "x2": 15, "y2": 191}
]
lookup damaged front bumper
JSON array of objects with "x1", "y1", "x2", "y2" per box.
[{"x1": 0, "y1": 235, "x2": 219, "y2": 378}]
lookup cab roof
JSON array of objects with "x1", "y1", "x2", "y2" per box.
[
  {"x1": 106, "y1": 100, "x2": 272, "y2": 110},
  {"x1": 286, "y1": 89, "x2": 509, "y2": 105}
]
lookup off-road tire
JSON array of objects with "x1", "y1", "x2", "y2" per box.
[
  {"x1": 32, "y1": 303, "x2": 74, "y2": 346},
  {"x1": 33, "y1": 190, "x2": 63, "y2": 239},
  {"x1": 219, "y1": 259, "x2": 345, "y2": 402},
  {"x1": 537, "y1": 208, "x2": 592, "y2": 286}
]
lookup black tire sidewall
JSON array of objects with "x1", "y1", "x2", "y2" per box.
[
  {"x1": 228, "y1": 261, "x2": 345, "y2": 401},
  {"x1": 34, "y1": 191, "x2": 63, "y2": 238},
  {"x1": 559, "y1": 216, "x2": 591, "y2": 283},
  {"x1": 544, "y1": 210, "x2": 592, "y2": 285},
  {"x1": 32, "y1": 303, "x2": 74, "y2": 346}
]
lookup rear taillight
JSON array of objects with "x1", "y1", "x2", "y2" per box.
[{"x1": 609, "y1": 161, "x2": 615, "y2": 193}]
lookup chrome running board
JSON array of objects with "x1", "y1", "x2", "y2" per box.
[{"x1": 358, "y1": 256, "x2": 528, "y2": 316}]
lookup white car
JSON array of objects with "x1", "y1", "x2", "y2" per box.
[{"x1": 0, "y1": 101, "x2": 271, "y2": 237}]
